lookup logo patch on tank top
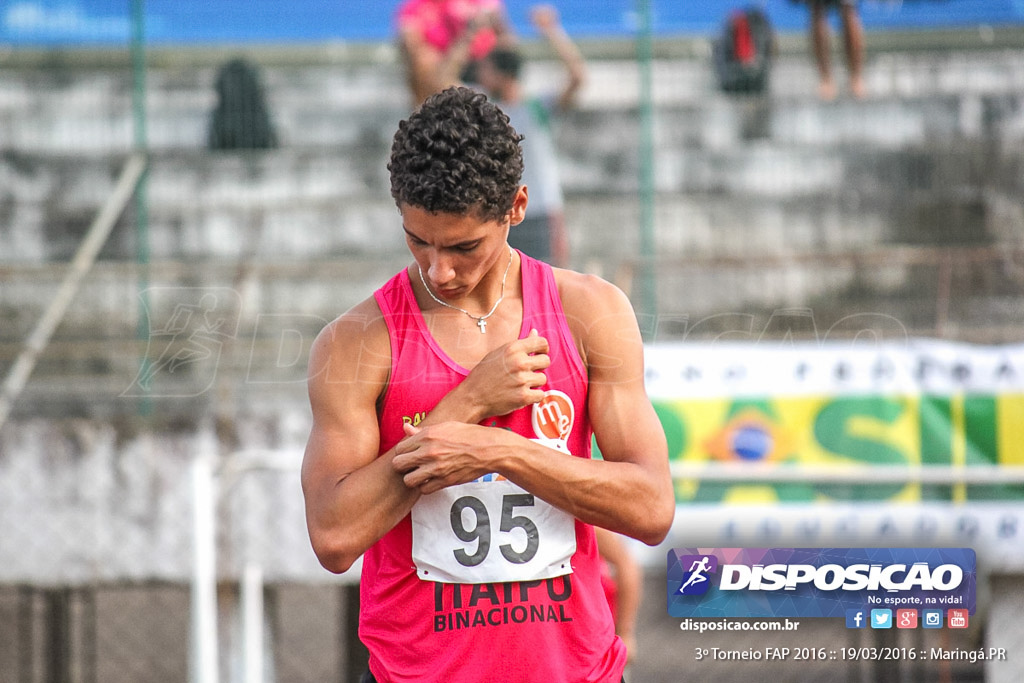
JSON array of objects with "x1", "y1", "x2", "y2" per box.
[{"x1": 531, "y1": 390, "x2": 574, "y2": 453}]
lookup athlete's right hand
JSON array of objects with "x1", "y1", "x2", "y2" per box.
[{"x1": 457, "y1": 328, "x2": 550, "y2": 419}]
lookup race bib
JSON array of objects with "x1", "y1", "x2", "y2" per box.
[
  {"x1": 411, "y1": 390, "x2": 579, "y2": 584},
  {"x1": 411, "y1": 477, "x2": 577, "y2": 584}
]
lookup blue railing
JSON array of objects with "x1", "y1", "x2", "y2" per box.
[{"x1": 1, "y1": 0, "x2": 1022, "y2": 46}]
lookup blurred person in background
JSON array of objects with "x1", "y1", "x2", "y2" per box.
[
  {"x1": 792, "y1": 0, "x2": 866, "y2": 100},
  {"x1": 451, "y1": 3, "x2": 585, "y2": 266},
  {"x1": 595, "y1": 526, "x2": 643, "y2": 665},
  {"x1": 208, "y1": 57, "x2": 278, "y2": 149},
  {"x1": 396, "y1": 0, "x2": 514, "y2": 105}
]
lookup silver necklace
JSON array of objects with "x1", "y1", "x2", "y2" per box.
[{"x1": 417, "y1": 246, "x2": 514, "y2": 334}]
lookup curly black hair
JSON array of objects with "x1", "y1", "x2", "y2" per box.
[{"x1": 388, "y1": 86, "x2": 524, "y2": 222}]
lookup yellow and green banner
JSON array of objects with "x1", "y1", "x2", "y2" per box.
[{"x1": 643, "y1": 340, "x2": 1024, "y2": 504}]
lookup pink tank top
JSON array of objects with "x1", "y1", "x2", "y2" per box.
[{"x1": 364, "y1": 251, "x2": 626, "y2": 682}]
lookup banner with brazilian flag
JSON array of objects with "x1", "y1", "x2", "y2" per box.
[{"x1": 643, "y1": 339, "x2": 1024, "y2": 505}]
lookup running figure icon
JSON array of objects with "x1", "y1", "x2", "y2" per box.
[{"x1": 678, "y1": 556, "x2": 712, "y2": 593}]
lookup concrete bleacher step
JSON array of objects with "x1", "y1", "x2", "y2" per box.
[
  {"x1": 6, "y1": 243, "x2": 1022, "y2": 422},
  {"x1": 0, "y1": 254, "x2": 403, "y2": 340},
  {"x1": 3, "y1": 130, "x2": 1016, "y2": 267},
  {"x1": 4, "y1": 46, "x2": 1024, "y2": 155},
  {"x1": 0, "y1": 252, "x2": 402, "y2": 420},
  {"x1": 3, "y1": 39, "x2": 1024, "y2": 418}
]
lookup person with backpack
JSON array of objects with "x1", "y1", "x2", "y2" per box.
[
  {"x1": 450, "y1": 4, "x2": 585, "y2": 267},
  {"x1": 792, "y1": 0, "x2": 866, "y2": 100},
  {"x1": 712, "y1": 5, "x2": 775, "y2": 94}
]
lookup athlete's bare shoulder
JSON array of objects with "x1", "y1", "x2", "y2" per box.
[
  {"x1": 551, "y1": 267, "x2": 640, "y2": 368},
  {"x1": 553, "y1": 266, "x2": 628, "y2": 305},
  {"x1": 307, "y1": 295, "x2": 391, "y2": 403}
]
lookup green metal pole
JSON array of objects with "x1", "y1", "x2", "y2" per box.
[
  {"x1": 636, "y1": 0, "x2": 658, "y2": 339},
  {"x1": 131, "y1": 0, "x2": 152, "y2": 414}
]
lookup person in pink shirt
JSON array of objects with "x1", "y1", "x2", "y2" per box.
[
  {"x1": 396, "y1": 0, "x2": 513, "y2": 105},
  {"x1": 302, "y1": 86, "x2": 674, "y2": 682}
]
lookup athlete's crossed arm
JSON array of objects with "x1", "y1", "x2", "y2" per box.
[
  {"x1": 301, "y1": 298, "x2": 552, "y2": 574},
  {"x1": 392, "y1": 273, "x2": 675, "y2": 547}
]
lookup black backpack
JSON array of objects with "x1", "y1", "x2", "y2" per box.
[
  {"x1": 208, "y1": 58, "x2": 279, "y2": 150},
  {"x1": 712, "y1": 6, "x2": 774, "y2": 94}
]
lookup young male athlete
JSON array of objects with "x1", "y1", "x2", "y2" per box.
[{"x1": 301, "y1": 86, "x2": 674, "y2": 683}]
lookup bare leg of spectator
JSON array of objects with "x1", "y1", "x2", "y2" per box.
[
  {"x1": 810, "y1": 4, "x2": 837, "y2": 101},
  {"x1": 840, "y1": 3, "x2": 866, "y2": 98}
]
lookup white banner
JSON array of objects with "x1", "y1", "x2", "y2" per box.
[{"x1": 644, "y1": 339, "x2": 1024, "y2": 399}]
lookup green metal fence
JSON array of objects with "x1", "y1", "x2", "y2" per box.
[{"x1": 2, "y1": 6, "x2": 1024, "y2": 682}]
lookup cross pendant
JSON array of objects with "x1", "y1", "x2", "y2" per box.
[{"x1": 476, "y1": 318, "x2": 487, "y2": 333}]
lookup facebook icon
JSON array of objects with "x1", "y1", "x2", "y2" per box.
[{"x1": 845, "y1": 609, "x2": 866, "y2": 629}]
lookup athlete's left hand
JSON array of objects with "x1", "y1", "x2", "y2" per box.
[{"x1": 393, "y1": 422, "x2": 502, "y2": 494}]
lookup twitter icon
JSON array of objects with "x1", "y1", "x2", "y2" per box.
[{"x1": 870, "y1": 609, "x2": 893, "y2": 629}]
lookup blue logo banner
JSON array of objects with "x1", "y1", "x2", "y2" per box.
[
  {"x1": 2, "y1": 1, "x2": 1023, "y2": 46},
  {"x1": 667, "y1": 548, "x2": 976, "y2": 618}
]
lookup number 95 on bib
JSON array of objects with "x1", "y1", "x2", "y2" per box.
[{"x1": 411, "y1": 479, "x2": 577, "y2": 584}]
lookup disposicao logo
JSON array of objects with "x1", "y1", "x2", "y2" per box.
[
  {"x1": 667, "y1": 548, "x2": 976, "y2": 619},
  {"x1": 674, "y1": 554, "x2": 718, "y2": 596}
]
